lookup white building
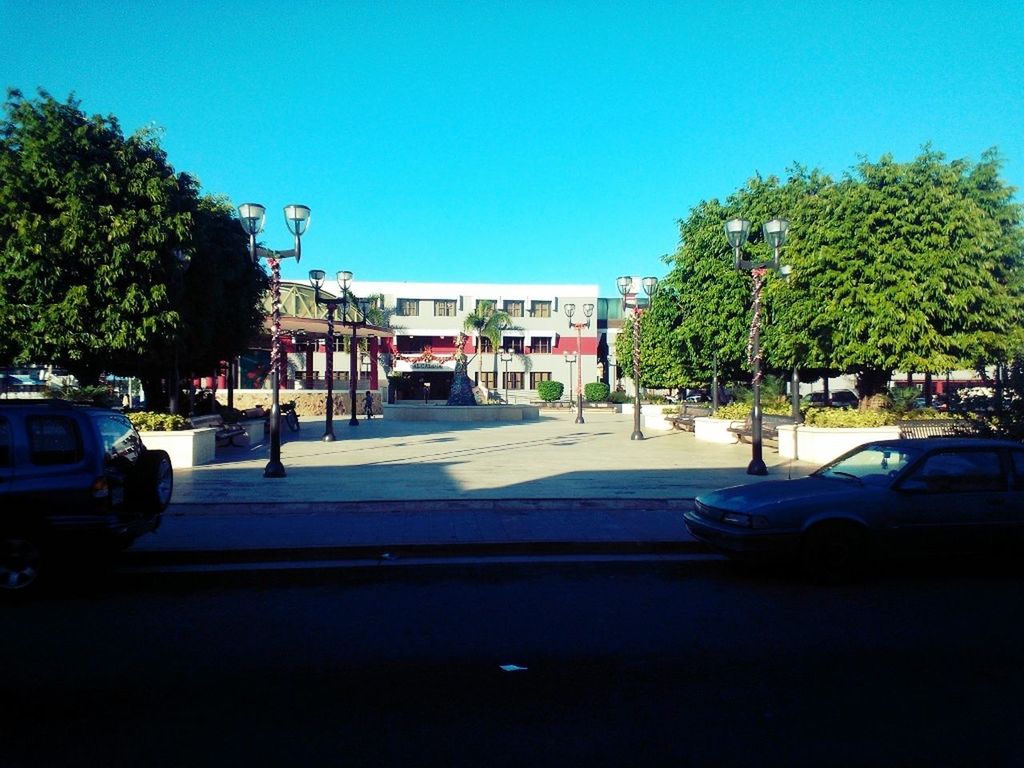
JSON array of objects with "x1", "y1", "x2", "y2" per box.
[{"x1": 354, "y1": 280, "x2": 601, "y2": 402}]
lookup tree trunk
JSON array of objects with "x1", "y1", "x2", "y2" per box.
[{"x1": 855, "y1": 368, "x2": 892, "y2": 407}]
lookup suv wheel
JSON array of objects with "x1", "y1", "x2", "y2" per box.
[
  {"x1": 1, "y1": 533, "x2": 42, "y2": 591},
  {"x1": 134, "y1": 449, "x2": 173, "y2": 513}
]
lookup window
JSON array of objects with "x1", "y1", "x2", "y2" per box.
[
  {"x1": 504, "y1": 337, "x2": 524, "y2": 354},
  {"x1": 434, "y1": 300, "x2": 457, "y2": 317},
  {"x1": 397, "y1": 336, "x2": 426, "y2": 353},
  {"x1": 531, "y1": 301, "x2": 552, "y2": 318},
  {"x1": 504, "y1": 372, "x2": 524, "y2": 390},
  {"x1": 903, "y1": 450, "x2": 1005, "y2": 493},
  {"x1": 531, "y1": 372, "x2": 552, "y2": 389},
  {"x1": 479, "y1": 337, "x2": 494, "y2": 353},
  {"x1": 96, "y1": 414, "x2": 142, "y2": 464},
  {"x1": 531, "y1": 337, "x2": 552, "y2": 354},
  {"x1": 28, "y1": 416, "x2": 83, "y2": 466},
  {"x1": 397, "y1": 299, "x2": 420, "y2": 317},
  {"x1": 504, "y1": 300, "x2": 524, "y2": 317},
  {"x1": 0, "y1": 417, "x2": 10, "y2": 467},
  {"x1": 1012, "y1": 451, "x2": 1024, "y2": 491},
  {"x1": 480, "y1": 371, "x2": 497, "y2": 389}
]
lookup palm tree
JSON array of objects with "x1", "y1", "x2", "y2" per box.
[{"x1": 462, "y1": 301, "x2": 512, "y2": 385}]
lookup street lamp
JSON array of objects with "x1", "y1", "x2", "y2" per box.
[
  {"x1": 238, "y1": 202, "x2": 311, "y2": 478},
  {"x1": 725, "y1": 216, "x2": 789, "y2": 476},
  {"x1": 616, "y1": 276, "x2": 659, "y2": 440},
  {"x1": 499, "y1": 349, "x2": 513, "y2": 403},
  {"x1": 309, "y1": 269, "x2": 354, "y2": 442},
  {"x1": 564, "y1": 302, "x2": 594, "y2": 424},
  {"x1": 562, "y1": 350, "x2": 577, "y2": 406},
  {"x1": 333, "y1": 271, "x2": 372, "y2": 426}
]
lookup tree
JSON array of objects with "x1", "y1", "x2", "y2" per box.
[
  {"x1": 649, "y1": 150, "x2": 1024, "y2": 403},
  {"x1": 795, "y1": 149, "x2": 1024, "y2": 398},
  {"x1": 461, "y1": 301, "x2": 512, "y2": 383},
  {"x1": 0, "y1": 89, "x2": 268, "y2": 409}
]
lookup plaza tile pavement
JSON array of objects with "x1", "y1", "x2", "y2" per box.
[{"x1": 133, "y1": 408, "x2": 816, "y2": 559}]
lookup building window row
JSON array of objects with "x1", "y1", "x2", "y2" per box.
[{"x1": 394, "y1": 298, "x2": 555, "y2": 320}]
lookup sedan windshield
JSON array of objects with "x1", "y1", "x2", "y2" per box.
[{"x1": 815, "y1": 444, "x2": 923, "y2": 487}]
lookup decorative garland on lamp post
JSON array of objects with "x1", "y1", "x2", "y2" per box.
[{"x1": 746, "y1": 267, "x2": 767, "y2": 386}]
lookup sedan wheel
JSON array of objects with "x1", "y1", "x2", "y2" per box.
[
  {"x1": 801, "y1": 524, "x2": 867, "y2": 583},
  {"x1": 0, "y1": 534, "x2": 42, "y2": 591}
]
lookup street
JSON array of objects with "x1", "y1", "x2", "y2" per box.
[{"x1": 5, "y1": 558, "x2": 1023, "y2": 767}]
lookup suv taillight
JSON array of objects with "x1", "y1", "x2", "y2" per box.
[{"x1": 92, "y1": 478, "x2": 110, "y2": 499}]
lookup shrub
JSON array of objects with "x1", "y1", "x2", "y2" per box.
[
  {"x1": 608, "y1": 390, "x2": 630, "y2": 404},
  {"x1": 584, "y1": 382, "x2": 610, "y2": 402},
  {"x1": 712, "y1": 402, "x2": 752, "y2": 420},
  {"x1": 128, "y1": 412, "x2": 191, "y2": 432},
  {"x1": 803, "y1": 408, "x2": 896, "y2": 428},
  {"x1": 537, "y1": 380, "x2": 565, "y2": 402}
]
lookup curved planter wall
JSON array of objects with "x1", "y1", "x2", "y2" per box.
[
  {"x1": 776, "y1": 424, "x2": 901, "y2": 465},
  {"x1": 139, "y1": 428, "x2": 217, "y2": 468}
]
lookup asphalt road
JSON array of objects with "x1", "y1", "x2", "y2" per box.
[{"x1": 5, "y1": 559, "x2": 1023, "y2": 767}]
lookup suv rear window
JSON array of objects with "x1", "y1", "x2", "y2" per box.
[{"x1": 27, "y1": 415, "x2": 84, "y2": 466}]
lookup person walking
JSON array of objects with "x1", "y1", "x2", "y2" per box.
[{"x1": 363, "y1": 390, "x2": 374, "y2": 419}]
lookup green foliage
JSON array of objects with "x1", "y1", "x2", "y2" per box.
[
  {"x1": 53, "y1": 383, "x2": 118, "y2": 407},
  {"x1": 803, "y1": 408, "x2": 896, "y2": 428},
  {"x1": 461, "y1": 301, "x2": 514, "y2": 380},
  {"x1": 886, "y1": 386, "x2": 918, "y2": 414},
  {"x1": 644, "y1": 149, "x2": 1024, "y2": 401},
  {"x1": 127, "y1": 411, "x2": 190, "y2": 431},
  {"x1": 536, "y1": 380, "x2": 564, "y2": 401},
  {"x1": 0, "y1": 89, "x2": 267, "y2": 406},
  {"x1": 608, "y1": 390, "x2": 630, "y2": 404},
  {"x1": 712, "y1": 402, "x2": 752, "y2": 420},
  {"x1": 584, "y1": 381, "x2": 610, "y2": 402}
]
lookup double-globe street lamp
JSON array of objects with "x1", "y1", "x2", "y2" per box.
[
  {"x1": 725, "y1": 216, "x2": 790, "y2": 476},
  {"x1": 238, "y1": 202, "x2": 311, "y2": 479},
  {"x1": 307, "y1": 270, "x2": 354, "y2": 442},
  {"x1": 564, "y1": 302, "x2": 594, "y2": 424},
  {"x1": 310, "y1": 269, "x2": 371, "y2": 429},
  {"x1": 615, "y1": 276, "x2": 659, "y2": 440}
]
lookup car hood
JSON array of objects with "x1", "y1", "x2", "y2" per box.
[{"x1": 696, "y1": 476, "x2": 877, "y2": 517}]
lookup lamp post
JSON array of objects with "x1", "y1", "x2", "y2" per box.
[
  {"x1": 309, "y1": 270, "x2": 353, "y2": 441},
  {"x1": 500, "y1": 349, "x2": 513, "y2": 403},
  {"x1": 333, "y1": 271, "x2": 371, "y2": 427},
  {"x1": 562, "y1": 350, "x2": 577, "y2": 405},
  {"x1": 725, "y1": 216, "x2": 789, "y2": 476},
  {"x1": 616, "y1": 276, "x2": 659, "y2": 440},
  {"x1": 564, "y1": 302, "x2": 594, "y2": 424},
  {"x1": 238, "y1": 202, "x2": 311, "y2": 478}
]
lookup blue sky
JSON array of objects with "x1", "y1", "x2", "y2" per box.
[{"x1": 3, "y1": 1, "x2": 1022, "y2": 297}]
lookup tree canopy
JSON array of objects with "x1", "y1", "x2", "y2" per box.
[
  {"x1": 638, "y1": 149, "x2": 1024, "y2": 399},
  {"x1": 0, "y1": 89, "x2": 267, "y2": 404}
]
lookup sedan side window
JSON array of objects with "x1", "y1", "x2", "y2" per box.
[
  {"x1": 1011, "y1": 451, "x2": 1024, "y2": 491},
  {"x1": 902, "y1": 451, "x2": 1005, "y2": 493},
  {"x1": 0, "y1": 417, "x2": 11, "y2": 467}
]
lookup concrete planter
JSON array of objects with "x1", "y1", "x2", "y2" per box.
[
  {"x1": 642, "y1": 410, "x2": 677, "y2": 431},
  {"x1": 693, "y1": 417, "x2": 740, "y2": 444},
  {"x1": 777, "y1": 424, "x2": 901, "y2": 465},
  {"x1": 139, "y1": 428, "x2": 217, "y2": 468}
]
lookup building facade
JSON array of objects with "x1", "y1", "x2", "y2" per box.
[{"x1": 354, "y1": 280, "x2": 602, "y2": 402}]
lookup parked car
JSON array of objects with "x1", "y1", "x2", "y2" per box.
[
  {"x1": 804, "y1": 389, "x2": 859, "y2": 408},
  {"x1": 0, "y1": 400, "x2": 171, "y2": 591},
  {"x1": 684, "y1": 438, "x2": 1024, "y2": 580}
]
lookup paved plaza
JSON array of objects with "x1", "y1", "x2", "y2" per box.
[{"x1": 130, "y1": 409, "x2": 816, "y2": 560}]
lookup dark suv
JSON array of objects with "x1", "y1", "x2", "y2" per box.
[{"x1": 0, "y1": 400, "x2": 171, "y2": 590}]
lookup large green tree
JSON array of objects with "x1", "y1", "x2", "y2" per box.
[
  {"x1": 649, "y1": 149, "x2": 1024, "y2": 401},
  {"x1": 0, "y1": 89, "x2": 267, "y2": 408}
]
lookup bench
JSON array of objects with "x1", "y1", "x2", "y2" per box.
[
  {"x1": 189, "y1": 414, "x2": 249, "y2": 448},
  {"x1": 898, "y1": 418, "x2": 987, "y2": 440},
  {"x1": 669, "y1": 404, "x2": 713, "y2": 431},
  {"x1": 728, "y1": 413, "x2": 794, "y2": 445}
]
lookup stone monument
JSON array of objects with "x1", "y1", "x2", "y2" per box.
[{"x1": 446, "y1": 332, "x2": 477, "y2": 406}]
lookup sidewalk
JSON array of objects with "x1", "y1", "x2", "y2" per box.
[{"x1": 131, "y1": 409, "x2": 816, "y2": 563}]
